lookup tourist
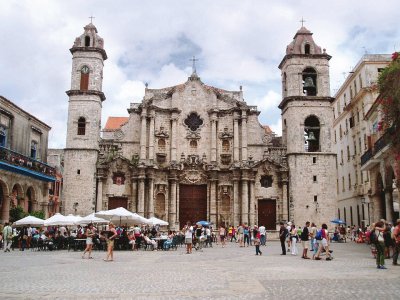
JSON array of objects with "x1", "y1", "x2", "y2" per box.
[
  {"x1": 2, "y1": 222, "x2": 12, "y2": 252},
  {"x1": 253, "y1": 226, "x2": 262, "y2": 256},
  {"x1": 290, "y1": 224, "x2": 298, "y2": 256},
  {"x1": 184, "y1": 221, "x2": 193, "y2": 254},
  {"x1": 374, "y1": 221, "x2": 386, "y2": 269},
  {"x1": 286, "y1": 222, "x2": 292, "y2": 251},
  {"x1": 237, "y1": 224, "x2": 244, "y2": 247},
  {"x1": 309, "y1": 222, "x2": 317, "y2": 251},
  {"x1": 19, "y1": 226, "x2": 28, "y2": 251},
  {"x1": 384, "y1": 222, "x2": 393, "y2": 259},
  {"x1": 104, "y1": 222, "x2": 117, "y2": 262},
  {"x1": 82, "y1": 224, "x2": 95, "y2": 259},
  {"x1": 279, "y1": 222, "x2": 288, "y2": 255},
  {"x1": 205, "y1": 226, "x2": 212, "y2": 247},
  {"x1": 219, "y1": 225, "x2": 226, "y2": 248},
  {"x1": 259, "y1": 224, "x2": 266, "y2": 246},
  {"x1": 392, "y1": 219, "x2": 400, "y2": 266},
  {"x1": 194, "y1": 225, "x2": 203, "y2": 250},
  {"x1": 243, "y1": 224, "x2": 250, "y2": 247},
  {"x1": 230, "y1": 225, "x2": 237, "y2": 243},
  {"x1": 314, "y1": 223, "x2": 332, "y2": 261},
  {"x1": 300, "y1": 221, "x2": 310, "y2": 259}
]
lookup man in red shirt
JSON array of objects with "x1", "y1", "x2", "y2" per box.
[{"x1": 392, "y1": 219, "x2": 400, "y2": 266}]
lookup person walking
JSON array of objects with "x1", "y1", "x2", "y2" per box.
[
  {"x1": 2, "y1": 222, "x2": 12, "y2": 252},
  {"x1": 290, "y1": 224, "x2": 298, "y2": 256},
  {"x1": 184, "y1": 221, "x2": 193, "y2": 254},
  {"x1": 253, "y1": 226, "x2": 262, "y2": 256},
  {"x1": 104, "y1": 223, "x2": 117, "y2": 262},
  {"x1": 82, "y1": 224, "x2": 95, "y2": 259},
  {"x1": 300, "y1": 221, "x2": 310, "y2": 259},
  {"x1": 374, "y1": 221, "x2": 387, "y2": 269},
  {"x1": 314, "y1": 223, "x2": 332, "y2": 261},
  {"x1": 219, "y1": 225, "x2": 226, "y2": 248},
  {"x1": 392, "y1": 219, "x2": 400, "y2": 266},
  {"x1": 259, "y1": 224, "x2": 266, "y2": 246},
  {"x1": 279, "y1": 222, "x2": 288, "y2": 255}
]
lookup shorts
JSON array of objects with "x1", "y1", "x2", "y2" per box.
[
  {"x1": 107, "y1": 240, "x2": 114, "y2": 247},
  {"x1": 220, "y1": 235, "x2": 225, "y2": 240},
  {"x1": 238, "y1": 233, "x2": 244, "y2": 241},
  {"x1": 301, "y1": 240, "x2": 308, "y2": 249},
  {"x1": 321, "y1": 238, "x2": 328, "y2": 247},
  {"x1": 185, "y1": 238, "x2": 192, "y2": 244},
  {"x1": 86, "y1": 237, "x2": 93, "y2": 245}
]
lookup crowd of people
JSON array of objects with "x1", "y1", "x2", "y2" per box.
[{"x1": 1, "y1": 218, "x2": 399, "y2": 269}]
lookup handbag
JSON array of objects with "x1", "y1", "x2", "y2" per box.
[{"x1": 23, "y1": 235, "x2": 28, "y2": 240}]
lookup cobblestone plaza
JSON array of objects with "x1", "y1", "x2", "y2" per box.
[{"x1": 0, "y1": 241, "x2": 398, "y2": 299}]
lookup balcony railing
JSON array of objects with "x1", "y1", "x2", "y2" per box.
[
  {"x1": 361, "y1": 149, "x2": 373, "y2": 166},
  {"x1": 361, "y1": 127, "x2": 394, "y2": 166},
  {"x1": 0, "y1": 146, "x2": 55, "y2": 181}
]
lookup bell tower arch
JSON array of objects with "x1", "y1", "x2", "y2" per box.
[
  {"x1": 63, "y1": 22, "x2": 107, "y2": 216},
  {"x1": 279, "y1": 25, "x2": 336, "y2": 226}
]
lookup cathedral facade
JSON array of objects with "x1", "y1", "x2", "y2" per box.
[{"x1": 63, "y1": 23, "x2": 336, "y2": 230}]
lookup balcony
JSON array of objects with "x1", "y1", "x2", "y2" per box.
[
  {"x1": 0, "y1": 146, "x2": 55, "y2": 182},
  {"x1": 360, "y1": 127, "x2": 394, "y2": 171}
]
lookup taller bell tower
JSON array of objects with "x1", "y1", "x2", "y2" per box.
[
  {"x1": 279, "y1": 26, "x2": 336, "y2": 225},
  {"x1": 63, "y1": 23, "x2": 107, "y2": 215}
]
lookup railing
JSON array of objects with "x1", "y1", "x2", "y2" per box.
[
  {"x1": 361, "y1": 127, "x2": 394, "y2": 166},
  {"x1": 361, "y1": 149, "x2": 373, "y2": 166},
  {"x1": 0, "y1": 146, "x2": 55, "y2": 177}
]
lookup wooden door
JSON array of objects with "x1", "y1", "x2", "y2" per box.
[
  {"x1": 108, "y1": 197, "x2": 128, "y2": 210},
  {"x1": 258, "y1": 199, "x2": 276, "y2": 230},
  {"x1": 179, "y1": 185, "x2": 207, "y2": 229}
]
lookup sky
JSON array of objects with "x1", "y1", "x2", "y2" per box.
[{"x1": 1, "y1": 0, "x2": 399, "y2": 148}]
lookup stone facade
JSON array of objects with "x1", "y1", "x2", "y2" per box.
[
  {"x1": 0, "y1": 96, "x2": 55, "y2": 222},
  {"x1": 63, "y1": 24, "x2": 338, "y2": 229}
]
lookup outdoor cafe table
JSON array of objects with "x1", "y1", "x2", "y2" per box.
[{"x1": 153, "y1": 237, "x2": 168, "y2": 250}]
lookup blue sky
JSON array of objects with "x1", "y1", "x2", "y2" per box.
[{"x1": 0, "y1": 0, "x2": 399, "y2": 148}]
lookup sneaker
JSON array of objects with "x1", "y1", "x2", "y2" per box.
[
  {"x1": 326, "y1": 257, "x2": 332, "y2": 261},
  {"x1": 314, "y1": 257, "x2": 321, "y2": 260},
  {"x1": 379, "y1": 265, "x2": 387, "y2": 269}
]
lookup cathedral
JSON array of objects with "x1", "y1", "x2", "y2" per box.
[{"x1": 62, "y1": 23, "x2": 336, "y2": 230}]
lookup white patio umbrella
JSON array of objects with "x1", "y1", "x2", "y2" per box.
[
  {"x1": 14, "y1": 215, "x2": 44, "y2": 227},
  {"x1": 65, "y1": 214, "x2": 83, "y2": 225},
  {"x1": 77, "y1": 213, "x2": 109, "y2": 225},
  {"x1": 147, "y1": 217, "x2": 169, "y2": 226},
  {"x1": 44, "y1": 213, "x2": 75, "y2": 226},
  {"x1": 95, "y1": 207, "x2": 150, "y2": 225}
]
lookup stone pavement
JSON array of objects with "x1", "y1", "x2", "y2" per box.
[{"x1": 0, "y1": 241, "x2": 398, "y2": 299}]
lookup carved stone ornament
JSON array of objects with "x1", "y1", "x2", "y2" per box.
[
  {"x1": 180, "y1": 170, "x2": 208, "y2": 184},
  {"x1": 155, "y1": 126, "x2": 169, "y2": 138},
  {"x1": 115, "y1": 130, "x2": 124, "y2": 140},
  {"x1": 218, "y1": 127, "x2": 233, "y2": 140},
  {"x1": 262, "y1": 134, "x2": 273, "y2": 144},
  {"x1": 186, "y1": 131, "x2": 201, "y2": 140}
]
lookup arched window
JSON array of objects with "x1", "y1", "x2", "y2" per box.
[
  {"x1": 304, "y1": 43, "x2": 311, "y2": 54},
  {"x1": 77, "y1": 117, "x2": 86, "y2": 135},
  {"x1": 80, "y1": 65, "x2": 90, "y2": 90},
  {"x1": 302, "y1": 67, "x2": 317, "y2": 96},
  {"x1": 30, "y1": 140, "x2": 38, "y2": 159},
  {"x1": 304, "y1": 115, "x2": 320, "y2": 152},
  {"x1": 85, "y1": 36, "x2": 90, "y2": 47},
  {"x1": 222, "y1": 140, "x2": 230, "y2": 152}
]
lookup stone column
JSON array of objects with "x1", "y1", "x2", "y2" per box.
[
  {"x1": 210, "y1": 115, "x2": 217, "y2": 162},
  {"x1": 138, "y1": 176, "x2": 145, "y2": 216},
  {"x1": 233, "y1": 175, "x2": 240, "y2": 226},
  {"x1": 149, "y1": 113, "x2": 155, "y2": 163},
  {"x1": 249, "y1": 178, "x2": 255, "y2": 226},
  {"x1": 169, "y1": 178, "x2": 177, "y2": 228},
  {"x1": 170, "y1": 116, "x2": 178, "y2": 162},
  {"x1": 1, "y1": 196, "x2": 10, "y2": 223},
  {"x1": 241, "y1": 111, "x2": 248, "y2": 161},
  {"x1": 241, "y1": 178, "x2": 249, "y2": 224},
  {"x1": 384, "y1": 188, "x2": 394, "y2": 223},
  {"x1": 233, "y1": 112, "x2": 240, "y2": 162},
  {"x1": 96, "y1": 177, "x2": 103, "y2": 211},
  {"x1": 148, "y1": 177, "x2": 154, "y2": 218},
  {"x1": 139, "y1": 109, "x2": 147, "y2": 161},
  {"x1": 176, "y1": 183, "x2": 180, "y2": 228},
  {"x1": 281, "y1": 179, "x2": 288, "y2": 222},
  {"x1": 130, "y1": 176, "x2": 138, "y2": 212},
  {"x1": 209, "y1": 176, "x2": 217, "y2": 225}
]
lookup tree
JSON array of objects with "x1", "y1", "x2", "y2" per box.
[
  {"x1": 378, "y1": 52, "x2": 400, "y2": 185},
  {"x1": 9, "y1": 206, "x2": 28, "y2": 223},
  {"x1": 30, "y1": 210, "x2": 45, "y2": 220}
]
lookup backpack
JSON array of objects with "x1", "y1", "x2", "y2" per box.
[
  {"x1": 315, "y1": 229, "x2": 323, "y2": 240},
  {"x1": 369, "y1": 230, "x2": 378, "y2": 244}
]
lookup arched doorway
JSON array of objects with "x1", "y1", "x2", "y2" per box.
[
  {"x1": 11, "y1": 184, "x2": 24, "y2": 209},
  {"x1": 0, "y1": 180, "x2": 10, "y2": 222}
]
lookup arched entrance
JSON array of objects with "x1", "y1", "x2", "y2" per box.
[
  {"x1": 179, "y1": 184, "x2": 207, "y2": 228},
  {"x1": 11, "y1": 184, "x2": 24, "y2": 209}
]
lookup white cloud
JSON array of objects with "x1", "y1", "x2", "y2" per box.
[{"x1": 269, "y1": 118, "x2": 283, "y2": 136}]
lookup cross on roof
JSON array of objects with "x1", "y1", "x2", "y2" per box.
[
  {"x1": 189, "y1": 56, "x2": 199, "y2": 74},
  {"x1": 89, "y1": 15, "x2": 95, "y2": 23},
  {"x1": 300, "y1": 17, "x2": 306, "y2": 27}
]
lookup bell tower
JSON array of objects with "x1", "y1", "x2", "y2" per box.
[
  {"x1": 279, "y1": 26, "x2": 336, "y2": 226},
  {"x1": 63, "y1": 22, "x2": 107, "y2": 215}
]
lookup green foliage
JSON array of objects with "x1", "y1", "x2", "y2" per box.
[
  {"x1": 9, "y1": 206, "x2": 28, "y2": 223},
  {"x1": 30, "y1": 210, "x2": 45, "y2": 220}
]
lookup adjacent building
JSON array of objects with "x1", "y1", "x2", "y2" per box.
[{"x1": 0, "y1": 96, "x2": 55, "y2": 222}]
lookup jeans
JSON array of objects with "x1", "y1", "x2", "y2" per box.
[
  {"x1": 244, "y1": 234, "x2": 250, "y2": 246},
  {"x1": 255, "y1": 245, "x2": 262, "y2": 255},
  {"x1": 260, "y1": 235, "x2": 266, "y2": 246},
  {"x1": 280, "y1": 239, "x2": 286, "y2": 254}
]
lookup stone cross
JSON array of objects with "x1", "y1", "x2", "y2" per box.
[
  {"x1": 89, "y1": 15, "x2": 95, "y2": 23},
  {"x1": 189, "y1": 56, "x2": 199, "y2": 74},
  {"x1": 300, "y1": 17, "x2": 306, "y2": 27}
]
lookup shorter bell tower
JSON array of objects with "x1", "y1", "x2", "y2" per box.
[
  {"x1": 63, "y1": 22, "x2": 107, "y2": 215},
  {"x1": 279, "y1": 26, "x2": 336, "y2": 226}
]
